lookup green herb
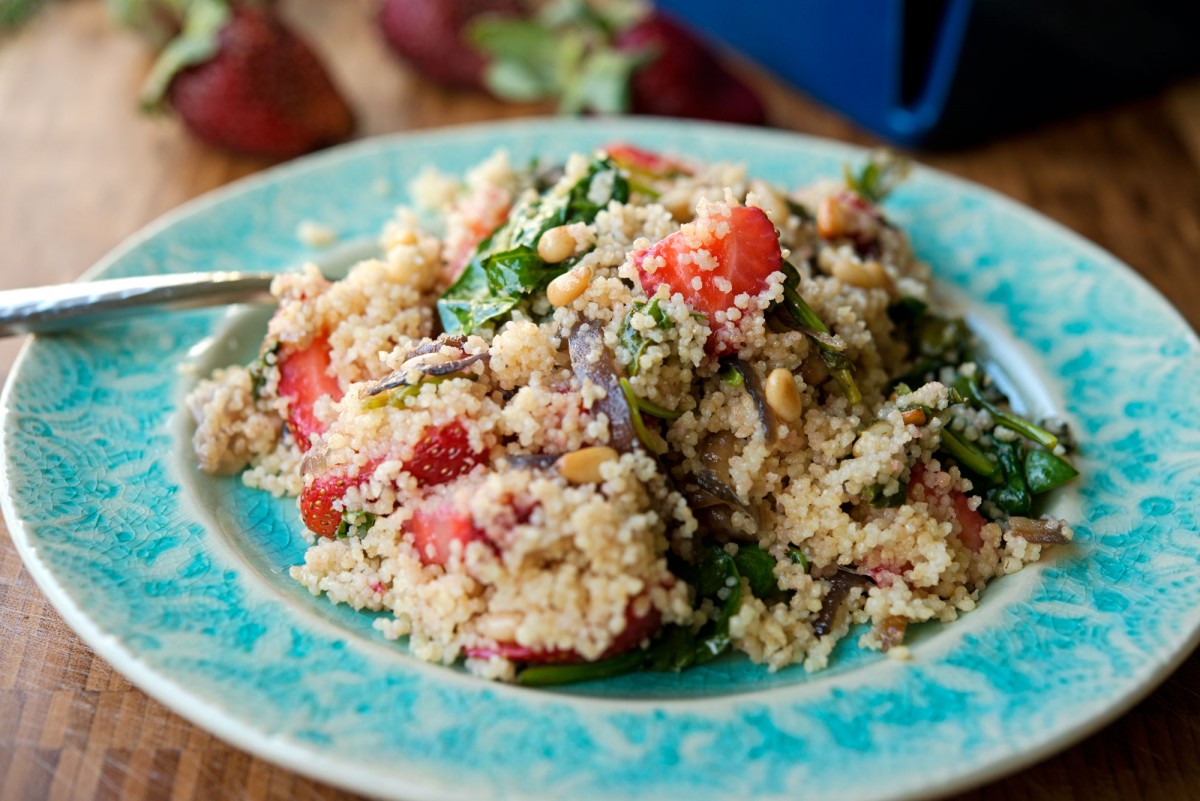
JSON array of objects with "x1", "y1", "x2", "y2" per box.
[
  {"x1": 361, "y1": 375, "x2": 453, "y2": 411},
  {"x1": 844, "y1": 150, "x2": 911, "y2": 204},
  {"x1": 617, "y1": 298, "x2": 670, "y2": 376},
  {"x1": 618, "y1": 377, "x2": 668, "y2": 454},
  {"x1": 1024, "y1": 449, "x2": 1079, "y2": 494},
  {"x1": 938, "y1": 427, "x2": 1000, "y2": 481},
  {"x1": 681, "y1": 546, "x2": 743, "y2": 665},
  {"x1": 785, "y1": 198, "x2": 814, "y2": 222},
  {"x1": 719, "y1": 363, "x2": 744, "y2": 387},
  {"x1": 645, "y1": 546, "x2": 746, "y2": 671},
  {"x1": 863, "y1": 481, "x2": 909, "y2": 508},
  {"x1": 335, "y1": 511, "x2": 376, "y2": 539},
  {"x1": 776, "y1": 262, "x2": 861, "y2": 404},
  {"x1": 516, "y1": 648, "x2": 645, "y2": 687},
  {"x1": 624, "y1": 381, "x2": 681, "y2": 422},
  {"x1": 248, "y1": 343, "x2": 279, "y2": 400},
  {"x1": 984, "y1": 440, "x2": 1032, "y2": 516},
  {"x1": 787, "y1": 547, "x2": 810, "y2": 573},
  {"x1": 731, "y1": 545, "x2": 782, "y2": 601},
  {"x1": 952, "y1": 374, "x2": 1059, "y2": 450},
  {"x1": 438, "y1": 155, "x2": 629, "y2": 334}
]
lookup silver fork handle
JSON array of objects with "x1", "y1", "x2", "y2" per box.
[{"x1": 0, "y1": 271, "x2": 278, "y2": 337}]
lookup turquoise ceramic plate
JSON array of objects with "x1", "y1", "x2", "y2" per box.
[{"x1": 3, "y1": 119, "x2": 1199, "y2": 801}]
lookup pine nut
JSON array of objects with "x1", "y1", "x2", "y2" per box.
[
  {"x1": 393, "y1": 229, "x2": 418, "y2": 246},
  {"x1": 546, "y1": 264, "x2": 592, "y2": 307},
  {"x1": 749, "y1": 180, "x2": 789, "y2": 226},
  {"x1": 537, "y1": 225, "x2": 577, "y2": 264},
  {"x1": 901, "y1": 408, "x2": 927, "y2": 426},
  {"x1": 831, "y1": 257, "x2": 890, "y2": 289},
  {"x1": 816, "y1": 196, "x2": 847, "y2": 238},
  {"x1": 765, "y1": 368, "x2": 804, "y2": 423},
  {"x1": 558, "y1": 446, "x2": 619, "y2": 484}
]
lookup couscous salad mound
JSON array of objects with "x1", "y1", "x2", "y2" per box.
[{"x1": 189, "y1": 144, "x2": 1079, "y2": 685}]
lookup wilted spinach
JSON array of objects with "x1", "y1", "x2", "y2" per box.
[{"x1": 438, "y1": 155, "x2": 630, "y2": 334}]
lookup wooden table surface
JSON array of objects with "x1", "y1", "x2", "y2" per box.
[{"x1": 2, "y1": 2, "x2": 1199, "y2": 799}]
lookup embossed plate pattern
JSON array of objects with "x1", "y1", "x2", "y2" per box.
[{"x1": 3, "y1": 119, "x2": 1199, "y2": 801}]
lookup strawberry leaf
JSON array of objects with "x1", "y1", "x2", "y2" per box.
[
  {"x1": 139, "y1": 0, "x2": 229, "y2": 109},
  {"x1": 469, "y1": 17, "x2": 558, "y2": 65},
  {"x1": 576, "y1": 47, "x2": 651, "y2": 114},
  {"x1": 485, "y1": 60, "x2": 550, "y2": 102}
]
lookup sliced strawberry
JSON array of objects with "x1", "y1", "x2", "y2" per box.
[
  {"x1": 909, "y1": 463, "x2": 987, "y2": 552},
  {"x1": 604, "y1": 143, "x2": 692, "y2": 178},
  {"x1": 634, "y1": 204, "x2": 782, "y2": 355},
  {"x1": 405, "y1": 421, "x2": 484, "y2": 487},
  {"x1": 465, "y1": 603, "x2": 662, "y2": 663},
  {"x1": 300, "y1": 471, "x2": 357, "y2": 538},
  {"x1": 277, "y1": 334, "x2": 344, "y2": 451},
  {"x1": 406, "y1": 499, "x2": 487, "y2": 565}
]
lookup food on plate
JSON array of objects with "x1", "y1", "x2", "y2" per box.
[{"x1": 188, "y1": 144, "x2": 1078, "y2": 684}]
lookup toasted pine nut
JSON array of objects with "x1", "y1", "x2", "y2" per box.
[
  {"x1": 546, "y1": 264, "x2": 592, "y2": 307},
  {"x1": 816, "y1": 196, "x2": 847, "y2": 239},
  {"x1": 558, "y1": 446, "x2": 619, "y2": 484},
  {"x1": 831, "y1": 257, "x2": 889, "y2": 289},
  {"x1": 765, "y1": 368, "x2": 804, "y2": 423},
  {"x1": 537, "y1": 225, "x2": 577, "y2": 264},
  {"x1": 901, "y1": 408, "x2": 927, "y2": 426},
  {"x1": 659, "y1": 187, "x2": 693, "y2": 221},
  {"x1": 749, "y1": 180, "x2": 789, "y2": 226},
  {"x1": 476, "y1": 612, "x2": 520, "y2": 642},
  {"x1": 393, "y1": 229, "x2": 418, "y2": 246}
]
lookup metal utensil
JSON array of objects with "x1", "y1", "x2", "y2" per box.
[{"x1": 0, "y1": 271, "x2": 278, "y2": 337}]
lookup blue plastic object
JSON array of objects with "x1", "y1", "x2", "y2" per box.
[{"x1": 657, "y1": 0, "x2": 1200, "y2": 148}]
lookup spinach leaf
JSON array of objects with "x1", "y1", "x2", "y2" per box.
[
  {"x1": 985, "y1": 440, "x2": 1032, "y2": 516},
  {"x1": 617, "y1": 298, "x2": 670, "y2": 376},
  {"x1": 1024, "y1": 448, "x2": 1079, "y2": 494},
  {"x1": 775, "y1": 262, "x2": 861, "y2": 404},
  {"x1": 731, "y1": 545, "x2": 779, "y2": 600},
  {"x1": 437, "y1": 155, "x2": 629, "y2": 334}
]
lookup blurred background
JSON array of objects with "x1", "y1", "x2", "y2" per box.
[{"x1": 1, "y1": 0, "x2": 1199, "y2": 799}]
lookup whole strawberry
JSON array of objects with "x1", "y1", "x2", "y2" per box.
[
  {"x1": 138, "y1": 1, "x2": 354, "y2": 159},
  {"x1": 616, "y1": 12, "x2": 765, "y2": 125},
  {"x1": 468, "y1": 2, "x2": 767, "y2": 125},
  {"x1": 377, "y1": 0, "x2": 524, "y2": 90}
]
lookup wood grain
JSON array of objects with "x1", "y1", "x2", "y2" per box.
[{"x1": 1, "y1": 2, "x2": 1198, "y2": 799}]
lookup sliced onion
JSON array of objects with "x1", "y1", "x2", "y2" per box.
[
  {"x1": 502, "y1": 453, "x2": 563, "y2": 470},
  {"x1": 568, "y1": 321, "x2": 636, "y2": 452},
  {"x1": 729, "y1": 358, "x2": 777, "y2": 443},
  {"x1": 812, "y1": 570, "x2": 872, "y2": 637},
  {"x1": 1008, "y1": 516, "x2": 1072, "y2": 545}
]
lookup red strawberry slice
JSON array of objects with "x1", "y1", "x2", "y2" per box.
[
  {"x1": 146, "y1": 4, "x2": 354, "y2": 159},
  {"x1": 406, "y1": 499, "x2": 488, "y2": 566},
  {"x1": 909, "y1": 463, "x2": 987, "y2": 552},
  {"x1": 405, "y1": 421, "x2": 484, "y2": 487},
  {"x1": 604, "y1": 143, "x2": 692, "y2": 178},
  {"x1": 634, "y1": 204, "x2": 782, "y2": 355},
  {"x1": 465, "y1": 603, "x2": 662, "y2": 663},
  {"x1": 300, "y1": 471, "x2": 357, "y2": 539},
  {"x1": 277, "y1": 334, "x2": 344, "y2": 452}
]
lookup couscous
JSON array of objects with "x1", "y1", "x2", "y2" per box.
[{"x1": 188, "y1": 144, "x2": 1078, "y2": 684}]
